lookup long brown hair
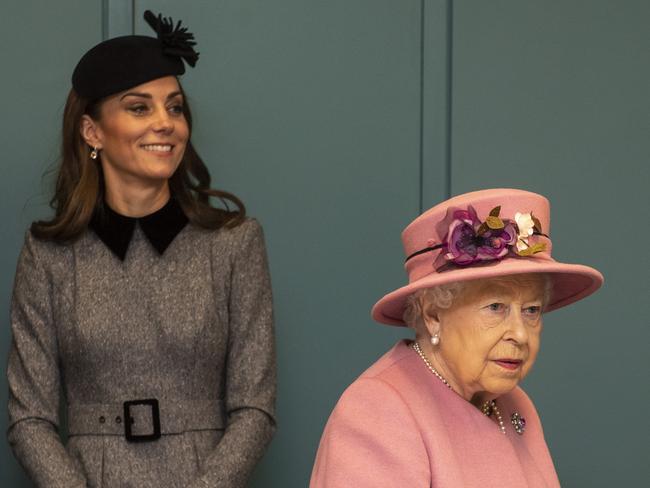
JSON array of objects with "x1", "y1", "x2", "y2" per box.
[{"x1": 31, "y1": 82, "x2": 245, "y2": 242}]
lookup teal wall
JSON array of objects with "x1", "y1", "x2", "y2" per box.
[{"x1": 1, "y1": 1, "x2": 648, "y2": 486}]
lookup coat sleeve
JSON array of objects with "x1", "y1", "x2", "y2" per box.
[
  {"x1": 189, "y1": 219, "x2": 277, "y2": 488},
  {"x1": 6, "y1": 233, "x2": 87, "y2": 487},
  {"x1": 310, "y1": 377, "x2": 431, "y2": 488}
]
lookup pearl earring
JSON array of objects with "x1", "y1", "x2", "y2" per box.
[
  {"x1": 430, "y1": 333, "x2": 440, "y2": 346},
  {"x1": 90, "y1": 147, "x2": 98, "y2": 160}
]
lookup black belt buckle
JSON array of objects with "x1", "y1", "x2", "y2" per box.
[{"x1": 123, "y1": 398, "x2": 161, "y2": 442}]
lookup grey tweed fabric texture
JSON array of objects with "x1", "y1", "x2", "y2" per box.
[{"x1": 6, "y1": 218, "x2": 276, "y2": 487}]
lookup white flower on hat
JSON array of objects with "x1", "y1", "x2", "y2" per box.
[{"x1": 515, "y1": 212, "x2": 536, "y2": 251}]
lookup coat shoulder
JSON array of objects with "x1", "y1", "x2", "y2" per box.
[
  {"x1": 195, "y1": 217, "x2": 264, "y2": 251},
  {"x1": 16, "y1": 230, "x2": 75, "y2": 283}
]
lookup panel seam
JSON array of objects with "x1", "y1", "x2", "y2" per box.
[
  {"x1": 131, "y1": 0, "x2": 136, "y2": 35},
  {"x1": 445, "y1": 0, "x2": 454, "y2": 198},
  {"x1": 419, "y1": 0, "x2": 425, "y2": 214},
  {"x1": 102, "y1": 0, "x2": 109, "y2": 40}
]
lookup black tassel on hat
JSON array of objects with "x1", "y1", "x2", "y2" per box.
[
  {"x1": 143, "y1": 10, "x2": 199, "y2": 67},
  {"x1": 72, "y1": 10, "x2": 200, "y2": 100}
]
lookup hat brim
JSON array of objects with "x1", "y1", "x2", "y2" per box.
[{"x1": 371, "y1": 258, "x2": 604, "y2": 326}]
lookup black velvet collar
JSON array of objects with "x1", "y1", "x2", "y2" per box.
[{"x1": 90, "y1": 197, "x2": 189, "y2": 261}]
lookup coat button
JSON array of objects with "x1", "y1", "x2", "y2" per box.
[
  {"x1": 99, "y1": 416, "x2": 106, "y2": 424},
  {"x1": 115, "y1": 416, "x2": 122, "y2": 424}
]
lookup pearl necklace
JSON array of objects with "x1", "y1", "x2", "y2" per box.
[
  {"x1": 412, "y1": 341, "x2": 511, "y2": 436},
  {"x1": 481, "y1": 399, "x2": 506, "y2": 435},
  {"x1": 411, "y1": 341, "x2": 452, "y2": 390}
]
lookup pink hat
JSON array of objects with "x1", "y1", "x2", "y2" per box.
[{"x1": 372, "y1": 188, "x2": 604, "y2": 326}]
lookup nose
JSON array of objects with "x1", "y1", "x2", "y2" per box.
[
  {"x1": 504, "y1": 309, "x2": 529, "y2": 345},
  {"x1": 151, "y1": 106, "x2": 174, "y2": 133}
]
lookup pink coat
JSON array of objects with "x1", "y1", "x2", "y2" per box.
[{"x1": 310, "y1": 340, "x2": 561, "y2": 487}]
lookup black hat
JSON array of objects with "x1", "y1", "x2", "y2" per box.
[{"x1": 72, "y1": 10, "x2": 199, "y2": 100}]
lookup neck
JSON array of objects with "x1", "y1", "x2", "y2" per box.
[
  {"x1": 103, "y1": 177, "x2": 171, "y2": 218},
  {"x1": 415, "y1": 336, "x2": 486, "y2": 404},
  {"x1": 470, "y1": 391, "x2": 494, "y2": 408},
  {"x1": 415, "y1": 336, "x2": 465, "y2": 400}
]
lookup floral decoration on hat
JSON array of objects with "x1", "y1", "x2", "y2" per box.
[
  {"x1": 144, "y1": 10, "x2": 200, "y2": 67},
  {"x1": 407, "y1": 205, "x2": 548, "y2": 269}
]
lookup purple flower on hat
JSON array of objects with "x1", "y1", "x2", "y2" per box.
[
  {"x1": 440, "y1": 206, "x2": 518, "y2": 266},
  {"x1": 475, "y1": 223, "x2": 517, "y2": 259},
  {"x1": 443, "y1": 208, "x2": 480, "y2": 265}
]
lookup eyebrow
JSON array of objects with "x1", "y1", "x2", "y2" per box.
[{"x1": 120, "y1": 91, "x2": 183, "y2": 101}]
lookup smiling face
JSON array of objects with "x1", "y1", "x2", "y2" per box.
[
  {"x1": 80, "y1": 76, "x2": 189, "y2": 203},
  {"x1": 422, "y1": 274, "x2": 545, "y2": 402}
]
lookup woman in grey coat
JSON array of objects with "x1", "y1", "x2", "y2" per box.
[{"x1": 6, "y1": 11, "x2": 276, "y2": 488}]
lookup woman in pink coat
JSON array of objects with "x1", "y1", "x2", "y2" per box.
[{"x1": 310, "y1": 188, "x2": 603, "y2": 487}]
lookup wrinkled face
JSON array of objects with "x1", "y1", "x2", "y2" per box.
[
  {"x1": 433, "y1": 275, "x2": 545, "y2": 400},
  {"x1": 85, "y1": 76, "x2": 189, "y2": 186}
]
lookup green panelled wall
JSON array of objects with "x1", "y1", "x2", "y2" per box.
[{"x1": 1, "y1": 1, "x2": 647, "y2": 487}]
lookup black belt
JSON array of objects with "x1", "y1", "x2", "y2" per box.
[{"x1": 67, "y1": 398, "x2": 225, "y2": 442}]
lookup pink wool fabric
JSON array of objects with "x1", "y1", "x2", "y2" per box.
[{"x1": 310, "y1": 340, "x2": 561, "y2": 488}]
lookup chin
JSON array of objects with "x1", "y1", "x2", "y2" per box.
[
  {"x1": 153, "y1": 168, "x2": 179, "y2": 179},
  {"x1": 486, "y1": 379, "x2": 520, "y2": 397},
  {"x1": 142, "y1": 161, "x2": 182, "y2": 180}
]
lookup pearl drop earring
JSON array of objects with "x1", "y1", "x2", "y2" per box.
[
  {"x1": 430, "y1": 333, "x2": 440, "y2": 346},
  {"x1": 90, "y1": 147, "x2": 99, "y2": 160}
]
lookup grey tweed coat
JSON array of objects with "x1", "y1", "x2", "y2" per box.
[{"x1": 6, "y1": 217, "x2": 276, "y2": 487}]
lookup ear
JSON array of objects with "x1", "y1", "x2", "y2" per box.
[
  {"x1": 420, "y1": 298, "x2": 441, "y2": 338},
  {"x1": 80, "y1": 114, "x2": 103, "y2": 149}
]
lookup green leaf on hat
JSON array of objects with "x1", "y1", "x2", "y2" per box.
[
  {"x1": 477, "y1": 222, "x2": 489, "y2": 235},
  {"x1": 516, "y1": 243, "x2": 546, "y2": 256},
  {"x1": 532, "y1": 214, "x2": 543, "y2": 233},
  {"x1": 485, "y1": 216, "x2": 504, "y2": 230},
  {"x1": 489, "y1": 206, "x2": 501, "y2": 217}
]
